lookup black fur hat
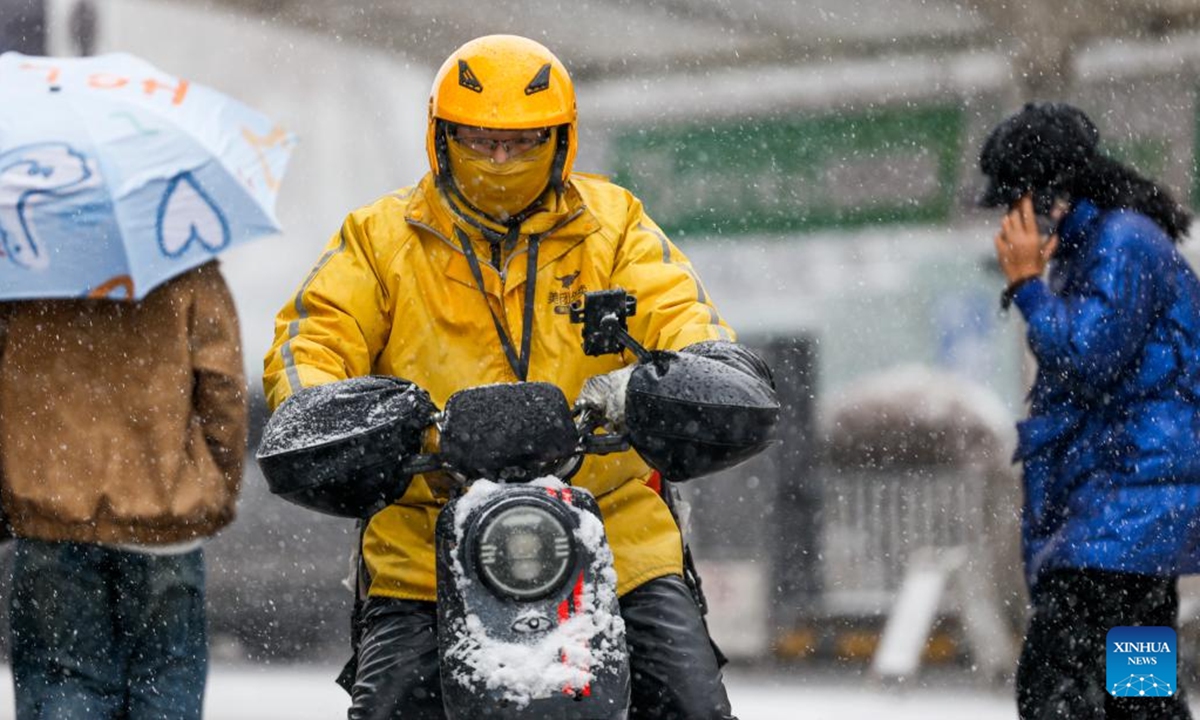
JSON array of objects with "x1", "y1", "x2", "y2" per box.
[{"x1": 978, "y1": 102, "x2": 1100, "y2": 209}]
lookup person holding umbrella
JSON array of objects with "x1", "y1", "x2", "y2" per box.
[
  {"x1": 0, "y1": 264, "x2": 244, "y2": 718},
  {"x1": 0, "y1": 53, "x2": 293, "y2": 719},
  {"x1": 983, "y1": 101, "x2": 1200, "y2": 719},
  {"x1": 263, "y1": 34, "x2": 773, "y2": 719}
]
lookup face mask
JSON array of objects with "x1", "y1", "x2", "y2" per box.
[{"x1": 447, "y1": 133, "x2": 555, "y2": 222}]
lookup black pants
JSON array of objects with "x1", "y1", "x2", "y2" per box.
[
  {"x1": 346, "y1": 574, "x2": 736, "y2": 720},
  {"x1": 1017, "y1": 568, "x2": 1192, "y2": 720}
]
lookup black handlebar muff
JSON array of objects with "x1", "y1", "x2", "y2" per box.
[
  {"x1": 625, "y1": 351, "x2": 780, "y2": 481},
  {"x1": 256, "y1": 376, "x2": 435, "y2": 518}
]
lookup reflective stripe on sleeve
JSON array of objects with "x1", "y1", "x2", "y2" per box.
[
  {"x1": 280, "y1": 229, "x2": 349, "y2": 395},
  {"x1": 636, "y1": 222, "x2": 731, "y2": 341}
]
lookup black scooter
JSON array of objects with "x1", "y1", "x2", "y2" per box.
[{"x1": 417, "y1": 379, "x2": 631, "y2": 718}]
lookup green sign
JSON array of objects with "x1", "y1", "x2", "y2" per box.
[
  {"x1": 1192, "y1": 99, "x2": 1200, "y2": 208},
  {"x1": 609, "y1": 105, "x2": 964, "y2": 237}
]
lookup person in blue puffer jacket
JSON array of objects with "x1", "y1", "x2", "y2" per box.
[{"x1": 983, "y1": 102, "x2": 1200, "y2": 720}]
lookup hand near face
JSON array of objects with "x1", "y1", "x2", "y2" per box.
[{"x1": 994, "y1": 194, "x2": 1058, "y2": 285}]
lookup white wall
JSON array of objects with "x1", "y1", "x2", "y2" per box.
[{"x1": 50, "y1": 0, "x2": 433, "y2": 379}]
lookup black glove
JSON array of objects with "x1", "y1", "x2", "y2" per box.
[
  {"x1": 624, "y1": 342, "x2": 779, "y2": 481},
  {"x1": 257, "y1": 375, "x2": 436, "y2": 518}
]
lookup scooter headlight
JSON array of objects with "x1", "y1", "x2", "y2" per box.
[{"x1": 475, "y1": 503, "x2": 574, "y2": 600}]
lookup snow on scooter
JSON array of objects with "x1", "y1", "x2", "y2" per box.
[{"x1": 256, "y1": 289, "x2": 780, "y2": 719}]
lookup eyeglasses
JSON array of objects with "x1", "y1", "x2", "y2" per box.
[{"x1": 452, "y1": 130, "x2": 551, "y2": 156}]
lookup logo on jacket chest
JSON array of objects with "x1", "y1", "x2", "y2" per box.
[{"x1": 548, "y1": 269, "x2": 586, "y2": 315}]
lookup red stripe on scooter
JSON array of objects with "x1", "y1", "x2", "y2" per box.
[
  {"x1": 559, "y1": 571, "x2": 591, "y2": 697},
  {"x1": 572, "y1": 571, "x2": 585, "y2": 614},
  {"x1": 557, "y1": 595, "x2": 572, "y2": 695}
]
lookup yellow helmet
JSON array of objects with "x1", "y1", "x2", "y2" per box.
[{"x1": 426, "y1": 35, "x2": 577, "y2": 189}]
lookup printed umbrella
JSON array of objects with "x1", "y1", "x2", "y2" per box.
[{"x1": 0, "y1": 52, "x2": 296, "y2": 300}]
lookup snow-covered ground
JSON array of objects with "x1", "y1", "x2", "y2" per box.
[
  {"x1": 0, "y1": 663, "x2": 1026, "y2": 719},
  {"x1": 2, "y1": 662, "x2": 1198, "y2": 719}
]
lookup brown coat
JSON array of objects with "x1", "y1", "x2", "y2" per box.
[{"x1": 0, "y1": 262, "x2": 246, "y2": 544}]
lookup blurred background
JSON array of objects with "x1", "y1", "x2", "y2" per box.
[{"x1": 5, "y1": 0, "x2": 1200, "y2": 712}]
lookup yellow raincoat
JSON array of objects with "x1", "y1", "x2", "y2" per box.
[{"x1": 263, "y1": 172, "x2": 734, "y2": 601}]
